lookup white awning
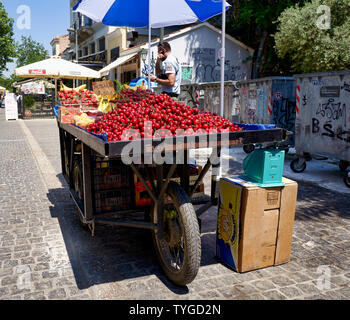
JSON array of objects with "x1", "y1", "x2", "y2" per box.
[
  {"x1": 99, "y1": 52, "x2": 138, "y2": 77},
  {"x1": 14, "y1": 56, "x2": 101, "y2": 80}
]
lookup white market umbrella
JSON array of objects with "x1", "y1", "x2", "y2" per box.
[
  {"x1": 74, "y1": 0, "x2": 229, "y2": 116},
  {"x1": 14, "y1": 56, "x2": 101, "y2": 103}
]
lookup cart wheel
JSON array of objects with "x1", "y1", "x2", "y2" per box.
[
  {"x1": 64, "y1": 142, "x2": 70, "y2": 178},
  {"x1": 344, "y1": 172, "x2": 350, "y2": 188},
  {"x1": 152, "y1": 181, "x2": 201, "y2": 286},
  {"x1": 339, "y1": 160, "x2": 349, "y2": 172},
  {"x1": 243, "y1": 144, "x2": 255, "y2": 154},
  {"x1": 290, "y1": 158, "x2": 306, "y2": 173},
  {"x1": 73, "y1": 160, "x2": 83, "y2": 201}
]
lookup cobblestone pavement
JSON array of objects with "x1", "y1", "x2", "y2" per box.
[{"x1": 1, "y1": 111, "x2": 350, "y2": 300}]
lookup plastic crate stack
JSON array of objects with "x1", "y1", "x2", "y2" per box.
[{"x1": 93, "y1": 156, "x2": 132, "y2": 214}]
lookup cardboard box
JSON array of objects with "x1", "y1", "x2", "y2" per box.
[{"x1": 216, "y1": 177, "x2": 298, "y2": 273}]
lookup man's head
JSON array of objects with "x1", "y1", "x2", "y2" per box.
[{"x1": 158, "y1": 42, "x2": 171, "y2": 60}]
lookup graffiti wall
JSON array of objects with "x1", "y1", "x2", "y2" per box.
[
  {"x1": 238, "y1": 78, "x2": 296, "y2": 145},
  {"x1": 295, "y1": 72, "x2": 350, "y2": 161}
]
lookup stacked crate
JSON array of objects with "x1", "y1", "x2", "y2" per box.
[
  {"x1": 134, "y1": 164, "x2": 205, "y2": 207},
  {"x1": 93, "y1": 156, "x2": 133, "y2": 214}
]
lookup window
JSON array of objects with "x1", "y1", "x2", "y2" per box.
[
  {"x1": 78, "y1": 50, "x2": 82, "y2": 58},
  {"x1": 110, "y1": 47, "x2": 120, "y2": 62},
  {"x1": 84, "y1": 47, "x2": 88, "y2": 56},
  {"x1": 90, "y1": 42, "x2": 95, "y2": 54},
  {"x1": 84, "y1": 16, "x2": 93, "y2": 27},
  {"x1": 99, "y1": 38, "x2": 105, "y2": 52},
  {"x1": 52, "y1": 46, "x2": 57, "y2": 56}
]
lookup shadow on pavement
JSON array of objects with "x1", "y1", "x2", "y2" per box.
[
  {"x1": 44, "y1": 173, "x2": 220, "y2": 294},
  {"x1": 44, "y1": 157, "x2": 349, "y2": 295},
  {"x1": 295, "y1": 181, "x2": 350, "y2": 222}
]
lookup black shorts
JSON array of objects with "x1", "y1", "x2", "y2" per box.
[{"x1": 162, "y1": 91, "x2": 179, "y2": 98}]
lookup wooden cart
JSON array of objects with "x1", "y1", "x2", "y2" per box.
[{"x1": 57, "y1": 121, "x2": 288, "y2": 286}]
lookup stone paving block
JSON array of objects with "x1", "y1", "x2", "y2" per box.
[
  {"x1": 54, "y1": 276, "x2": 76, "y2": 287},
  {"x1": 2, "y1": 260, "x2": 19, "y2": 269},
  {"x1": 245, "y1": 293, "x2": 267, "y2": 300},
  {"x1": 262, "y1": 290, "x2": 288, "y2": 300},
  {"x1": 233, "y1": 283, "x2": 259, "y2": 296},
  {"x1": 48, "y1": 288, "x2": 67, "y2": 299},
  {"x1": 0, "y1": 287, "x2": 9, "y2": 297},
  {"x1": 1, "y1": 276, "x2": 18, "y2": 287},
  {"x1": 0, "y1": 267, "x2": 14, "y2": 278},
  {"x1": 286, "y1": 271, "x2": 312, "y2": 284},
  {"x1": 0, "y1": 253, "x2": 12, "y2": 261},
  {"x1": 296, "y1": 282, "x2": 322, "y2": 296},
  {"x1": 34, "y1": 281, "x2": 53, "y2": 291},
  {"x1": 198, "y1": 290, "x2": 222, "y2": 299},
  {"x1": 24, "y1": 291, "x2": 46, "y2": 300},
  {"x1": 33, "y1": 263, "x2": 51, "y2": 272},
  {"x1": 8, "y1": 295, "x2": 25, "y2": 300},
  {"x1": 251, "y1": 279, "x2": 276, "y2": 291},
  {"x1": 10, "y1": 285, "x2": 32, "y2": 296},
  {"x1": 14, "y1": 245, "x2": 32, "y2": 252},
  {"x1": 20, "y1": 257, "x2": 35, "y2": 265},
  {"x1": 2, "y1": 241, "x2": 15, "y2": 247},
  {"x1": 270, "y1": 275, "x2": 296, "y2": 287}
]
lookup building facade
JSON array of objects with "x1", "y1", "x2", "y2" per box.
[
  {"x1": 50, "y1": 34, "x2": 70, "y2": 58},
  {"x1": 102, "y1": 22, "x2": 254, "y2": 85},
  {"x1": 69, "y1": 0, "x2": 127, "y2": 70},
  {"x1": 68, "y1": 1, "x2": 176, "y2": 71}
]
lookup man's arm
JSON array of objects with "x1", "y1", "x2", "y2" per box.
[{"x1": 152, "y1": 73, "x2": 175, "y2": 87}]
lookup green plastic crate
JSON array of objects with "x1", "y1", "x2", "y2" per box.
[{"x1": 240, "y1": 149, "x2": 285, "y2": 187}]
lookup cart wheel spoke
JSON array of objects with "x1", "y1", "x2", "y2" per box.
[{"x1": 152, "y1": 181, "x2": 201, "y2": 286}]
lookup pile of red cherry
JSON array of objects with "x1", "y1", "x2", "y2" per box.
[{"x1": 86, "y1": 90, "x2": 241, "y2": 142}]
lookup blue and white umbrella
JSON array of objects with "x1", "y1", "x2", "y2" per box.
[{"x1": 74, "y1": 0, "x2": 230, "y2": 115}]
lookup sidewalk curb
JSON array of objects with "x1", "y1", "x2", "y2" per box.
[{"x1": 18, "y1": 119, "x2": 99, "y2": 299}]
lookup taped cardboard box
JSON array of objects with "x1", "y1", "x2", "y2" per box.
[{"x1": 216, "y1": 177, "x2": 298, "y2": 273}]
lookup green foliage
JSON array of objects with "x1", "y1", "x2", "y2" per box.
[
  {"x1": 0, "y1": 2, "x2": 16, "y2": 74},
  {"x1": 274, "y1": 0, "x2": 350, "y2": 73},
  {"x1": 24, "y1": 95, "x2": 35, "y2": 108},
  {"x1": 16, "y1": 36, "x2": 49, "y2": 68},
  {"x1": 210, "y1": 0, "x2": 306, "y2": 76},
  {"x1": 0, "y1": 76, "x2": 13, "y2": 91}
]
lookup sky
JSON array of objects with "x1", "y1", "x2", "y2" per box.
[{"x1": 1, "y1": 0, "x2": 71, "y2": 77}]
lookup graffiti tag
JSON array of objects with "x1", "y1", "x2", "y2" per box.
[{"x1": 316, "y1": 99, "x2": 345, "y2": 120}]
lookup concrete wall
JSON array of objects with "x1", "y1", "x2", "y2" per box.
[{"x1": 294, "y1": 70, "x2": 350, "y2": 161}]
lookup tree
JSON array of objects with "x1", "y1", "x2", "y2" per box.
[
  {"x1": 210, "y1": 0, "x2": 306, "y2": 77},
  {"x1": 274, "y1": 0, "x2": 350, "y2": 73},
  {"x1": 16, "y1": 35, "x2": 49, "y2": 68},
  {"x1": 0, "y1": 2, "x2": 16, "y2": 75},
  {"x1": 0, "y1": 76, "x2": 13, "y2": 91}
]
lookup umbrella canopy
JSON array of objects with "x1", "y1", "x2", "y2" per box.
[
  {"x1": 74, "y1": 0, "x2": 229, "y2": 28},
  {"x1": 74, "y1": 0, "x2": 229, "y2": 116},
  {"x1": 14, "y1": 56, "x2": 101, "y2": 80}
]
